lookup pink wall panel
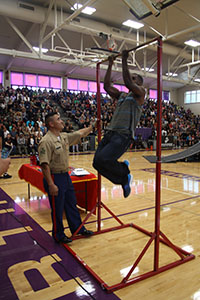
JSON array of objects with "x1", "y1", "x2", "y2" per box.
[
  {"x1": 113, "y1": 84, "x2": 122, "y2": 91},
  {"x1": 89, "y1": 81, "x2": 97, "y2": 92},
  {"x1": 149, "y1": 89, "x2": 157, "y2": 99},
  {"x1": 25, "y1": 74, "x2": 37, "y2": 86},
  {"x1": 38, "y1": 75, "x2": 49, "y2": 88},
  {"x1": 78, "y1": 80, "x2": 88, "y2": 91},
  {"x1": 121, "y1": 85, "x2": 129, "y2": 93},
  {"x1": 100, "y1": 83, "x2": 106, "y2": 93},
  {"x1": 68, "y1": 78, "x2": 78, "y2": 90},
  {"x1": 50, "y1": 77, "x2": 61, "y2": 89},
  {"x1": 11, "y1": 72, "x2": 23, "y2": 85}
]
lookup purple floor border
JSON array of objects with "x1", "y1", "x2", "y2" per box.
[{"x1": 0, "y1": 187, "x2": 120, "y2": 300}]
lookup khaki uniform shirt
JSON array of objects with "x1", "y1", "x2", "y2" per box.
[{"x1": 38, "y1": 130, "x2": 81, "y2": 173}]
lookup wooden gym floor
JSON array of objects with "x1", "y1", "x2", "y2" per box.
[{"x1": 1, "y1": 149, "x2": 200, "y2": 300}]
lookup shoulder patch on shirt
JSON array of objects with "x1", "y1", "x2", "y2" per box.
[{"x1": 40, "y1": 147, "x2": 46, "y2": 155}]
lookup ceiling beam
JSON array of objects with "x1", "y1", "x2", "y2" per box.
[
  {"x1": 40, "y1": 0, "x2": 55, "y2": 41},
  {"x1": 5, "y1": 17, "x2": 39, "y2": 57},
  {"x1": 41, "y1": 0, "x2": 97, "y2": 44},
  {"x1": 165, "y1": 24, "x2": 200, "y2": 41},
  {"x1": 6, "y1": 23, "x2": 36, "y2": 71},
  {"x1": 1, "y1": 47, "x2": 199, "y2": 87},
  {"x1": 0, "y1": 0, "x2": 196, "y2": 62}
]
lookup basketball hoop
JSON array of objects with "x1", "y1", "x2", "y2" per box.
[{"x1": 107, "y1": 35, "x2": 117, "y2": 51}]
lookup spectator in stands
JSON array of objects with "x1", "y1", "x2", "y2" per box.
[
  {"x1": 28, "y1": 134, "x2": 37, "y2": 154},
  {"x1": 17, "y1": 132, "x2": 28, "y2": 155},
  {"x1": 10, "y1": 126, "x2": 18, "y2": 148},
  {"x1": 4, "y1": 133, "x2": 15, "y2": 155},
  {"x1": 0, "y1": 82, "x2": 199, "y2": 158},
  {"x1": 3, "y1": 126, "x2": 10, "y2": 139},
  {"x1": 0, "y1": 123, "x2": 12, "y2": 179}
]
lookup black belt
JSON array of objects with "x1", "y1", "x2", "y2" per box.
[{"x1": 51, "y1": 170, "x2": 68, "y2": 174}]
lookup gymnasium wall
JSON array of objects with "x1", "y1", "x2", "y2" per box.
[{"x1": 169, "y1": 89, "x2": 178, "y2": 104}]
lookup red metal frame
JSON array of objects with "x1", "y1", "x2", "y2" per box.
[{"x1": 63, "y1": 36, "x2": 195, "y2": 292}]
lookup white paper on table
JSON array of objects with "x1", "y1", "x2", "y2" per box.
[{"x1": 71, "y1": 168, "x2": 90, "y2": 176}]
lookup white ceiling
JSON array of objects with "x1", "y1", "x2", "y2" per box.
[{"x1": 0, "y1": 0, "x2": 200, "y2": 89}]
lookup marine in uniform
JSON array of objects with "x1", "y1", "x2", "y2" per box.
[{"x1": 38, "y1": 112, "x2": 94, "y2": 244}]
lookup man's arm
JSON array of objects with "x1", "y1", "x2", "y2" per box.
[
  {"x1": 40, "y1": 163, "x2": 58, "y2": 196},
  {"x1": 122, "y1": 50, "x2": 145, "y2": 105},
  {"x1": 104, "y1": 56, "x2": 121, "y2": 99},
  {"x1": 78, "y1": 125, "x2": 93, "y2": 138}
]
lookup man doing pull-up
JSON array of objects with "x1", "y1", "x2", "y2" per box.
[{"x1": 93, "y1": 50, "x2": 145, "y2": 198}]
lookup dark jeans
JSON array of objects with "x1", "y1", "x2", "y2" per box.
[{"x1": 93, "y1": 131, "x2": 132, "y2": 185}]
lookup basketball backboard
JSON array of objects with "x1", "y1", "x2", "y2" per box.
[{"x1": 122, "y1": 0, "x2": 180, "y2": 20}]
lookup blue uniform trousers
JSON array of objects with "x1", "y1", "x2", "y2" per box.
[
  {"x1": 43, "y1": 172, "x2": 85, "y2": 241},
  {"x1": 93, "y1": 131, "x2": 132, "y2": 185}
]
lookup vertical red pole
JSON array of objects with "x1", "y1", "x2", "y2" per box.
[
  {"x1": 154, "y1": 37, "x2": 163, "y2": 270},
  {"x1": 96, "y1": 62, "x2": 102, "y2": 231}
]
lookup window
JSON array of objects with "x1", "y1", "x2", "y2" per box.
[
  {"x1": 184, "y1": 90, "x2": 200, "y2": 104},
  {"x1": 197, "y1": 91, "x2": 200, "y2": 102},
  {"x1": 11, "y1": 72, "x2": 23, "y2": 86},
  {"x1": 184, "y1": 91, "x2": 191, "y2": 104},
  {"x1": 191, "y1": 91, "x2": 196, "y2": 103}
]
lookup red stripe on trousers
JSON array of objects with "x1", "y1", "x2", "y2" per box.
[{"x1": 51, "y1": 175, "x2": 58, "y2": 241}]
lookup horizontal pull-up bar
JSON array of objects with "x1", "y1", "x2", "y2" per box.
[{"x1": 97, "y1": 36, "x2": 160, "y2": 65}]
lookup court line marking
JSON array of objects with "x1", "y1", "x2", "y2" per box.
[
  {"x1": 143, "y1": 181, "x2": 196, "y2": 197},
  {"x1": 47, "y1": 193, "x2": 200, "y2": 233}
]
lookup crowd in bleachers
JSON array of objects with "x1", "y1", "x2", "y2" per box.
[
  {"x1": 140, "y1": 99, "x2": 200, "y2": 148},
  {"x1": 0, "y1": 83, "x2": 200, "y2": 156},
  {"x1": 0, "y1": 84, "x2": 54, "y2": 155}
]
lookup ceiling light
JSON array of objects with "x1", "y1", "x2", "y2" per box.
[
  {"x1": 71, "y1": 3, "x2": 83, "y2": 10},
  {"x1": 184, "y1": 39, "x2": 200, "y2": 47},
  {"x1": 33, "y1": 46, "x2": 48, "y2": 53},
  {"x1": 82, "y1": 7, "x2": 96, "y2": 15},
  {"x1": 122, "y1": 19, "x2": 144, "y2": 29},
  {"x1": 166, "y1": 72, "x2": 178, "y2": 77},
  {"x1": 71, "y1": 3, "x2": 96, "y2": 15},
  {"x1": 142, "y1": 67, "x2": 154, "y2": 72}
]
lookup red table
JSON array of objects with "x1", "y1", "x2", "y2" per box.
[{"x1": 18, "y1": 164, "x2": 97, "y2": 213}]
